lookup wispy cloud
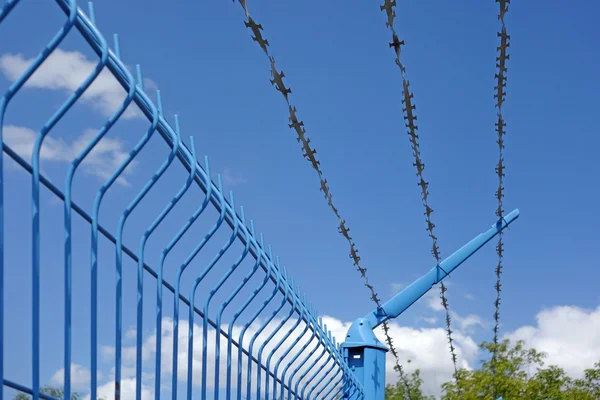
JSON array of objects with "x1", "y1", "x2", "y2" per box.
[
  {"x1": 419, "y1": 316, "x2": 438, "y2": 324},
  {"x1": 4, "y1": 125, "x2": 136, "y2": 186},
  {"x1": 143, "y1": 77, "x2": 159, "y2": 91},
  {"x1": 50, "y1": 364, "x2": 103, "y2": 391},
  {"x1": 221, "y1": 168, "x2": 247, "y2": 186},
  {"x1": 98, "y1": 315, "x2": 478, "y2": 398},
  {"x1": 72, "y1": 305, "x2": 600, "y2": 399},
  {"x1": 451, "y1": 311, "x2": 487, "y2": 334},
  {"x1": 425, "y1": 287, "x2": 445, "y2": 312},
  {"x1": 0, "y1": 49, "x2": 143, "y2": 119},
  {"x1": 390, "y1": 282, "x2": 407, "y2": 295},
  {"x1": 505, "y1": 304, "x2": 600, "y2": 379}
]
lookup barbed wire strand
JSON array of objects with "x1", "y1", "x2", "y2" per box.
[
  {"x1": 232, "y1": 0, "x2": 414, "y2": 397},
  {"x1": 379, "y1": 0, "x2": 462, "y2": 394},
  {"x1": 492, "y1": 0, "x2": 510, "y2": 398}
]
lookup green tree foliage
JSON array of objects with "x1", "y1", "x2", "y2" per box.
[
  {"x1": 384, "y1": 339, "x2": 600, "y2": 400},
  {"x1": 440, "y1": 339, "x2": 600, "y2": 400},
  {"x1": 12, "y1": 386, "x2": 106, "y2": 400},
  {"x1": 385, "y1": 368, "x2": 436, "y2": 400},
  {"x1": 13, "y1": 386, "x2": 81, "y2": 400}
]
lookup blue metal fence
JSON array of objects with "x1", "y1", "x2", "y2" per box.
[
  {"x1": 0, "y1": 1, "x2": 364, "y2": 399},
  {"x1": 0, "y1": 2, "x2": 521, "y2": 399}
]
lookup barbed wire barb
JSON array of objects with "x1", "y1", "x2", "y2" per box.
[
  {"x1": 379, "y1": 1, "x2": 462, "y2": 397},
  {"x1": 230, "y1": 0, "x2": 414, "y2": 396},
  {"x1": 492, "y1": 0, "x2": 511, "y2": 398}
]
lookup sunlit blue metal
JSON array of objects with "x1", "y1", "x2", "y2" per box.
[
  {"x1": 326, "y1": 341, "x2": 348, "y2": 400},
  {"x1": 91, "y1": 61, "x2": 159, "y2": 399},
  {"x1": 110, "y1": 85, "x2": 179, "y2": 399},
  {"x1": 26, "y1": 3, "x2": 98, "y2": 398},
  {"x1": 87, "y1": 1, "x2": 96, "y2": 25},
  {"x1": 305, "y1": 330, "x2": 336, "y2": 399},
  {"x1": 310, "y1": 332, "x2": 339, "y2": 399},
  {"x1": 170, "y1": 163, "x2": 218, "y2": 398},
  {"x1": 264, "y1": 286, "x2": 304, "y2": 400},
  {"x1": 52, "y1": 9, "x2": 357, "y2": 385},
  {"x1": 332, "y1": 342, "x2": 359, "y2": 400},
  {"x1": 143, "y1": 125, "x2": 197, "y2": 399},
  {"x1": 247, "y1": 261, "x2": 290, "y2": 400},
  {"x1": 366, "y1": 209, "x2": 520, "y2": 330},
  {"x1": 225, "y1": 234, "x2": 270, "y2": 397},
  {"x1": 196, "y1": 191, "x2": 241, "y2": 400},
  {"x1": 155, "y1": 153, "x2": 213, "y2": 399},
  {"x1": 44, "y1": 21, "x2": 346, "y2": 392},
  {"x1": 256, "y1": 274, "x2": 298, "y2": 399},
  {"x1": 65, "y1": 32, "x2": 133, "y2": 400},
  {"x1": 238, "y1": 248, "x2": 282, "y2": 400},
  {"x1": 209, "y1": 207, "x2": 252, "y2": 400},
  {"x1": 299, "y1": 324, "x2": 330, "y2": 399},
  {"x1": 217, "y1": 220, "x2": 263, "y2": 399},
  {"x1": 342, "y1": 210, "x2": 520, "y2": 400},
  {"x1": 0, "y1": 1, "x2": 31, "y2": 396},
  {"x1": 271, "y1": 294, "x2": 310, "y2": 398},
  {"x1": 321, "y1": 356, "x2": 344, "y2": 400},
  {"x1": 281, "y1": 305, "x2": 318, "y2": 400},
  {"x1": 288, "y1": 317, "x2": 324, "y2": 399},
  {"x1": 313, "y1": 345, "x2": 339, "y2": 399},
  {"x1": 184, "y1": 176, "x2": 227, "y2": 399},
  {"x1": 334, "y1": 340, "x2": 362, "y2": 399},
  {"x1": 0, "y1": 0, "x2": 20, "y2": 25},
  {"x1": 1, "y1": 142, "x2": 313, "y2": 399},
  {"x1": 4, "y1": 2, "x2": 370, "y2": 399}
]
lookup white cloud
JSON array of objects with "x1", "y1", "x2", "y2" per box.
[
  {"x1": 143, "y1": 77, "x2": 159, "y2": 91},
  {"x1": 504, "y1": 304, "x2": 600, "y2": 379},
  {"x1": 83, "y1": 378, "x2": 153, "y2": 400},
  {"x1": 221, "y1": 168, "x2": 247, "y2": 186},
  {"x1": 451, "y1": 311, "x2": 487, "y2": 334},
  {"x1": 3, "y1": 125, "x2": 136, "y2": 185},
  {"x1": 96, "y1": 314, "x2": 478, "y2": 398},
  {"x1": 419, "y1": 316, "x2": 438, "y2": 324},
  {"x1": 91, "y1": 303, "x2": 600, "y2": 399},
  {"x1": 372, "y1": 320, "x2": 479, "y2": 397},
  {"x1": 50, "y1": 364, "x2": 103, "y2": 391},
  {"x1": 0, "y1": 49, "x2": 142, "y2": 119},
  {"x1": 98, "y1": 317, "x2": 362, "y2": 398},
  {"x1": 390, "y1": 282, "x2": 407, "y2": 296},
  {"x1": 125, "y1": 327, "x2": 137, "y2": 340},
  {"x1": 425, "y1": 287, "x2": 445, "y2": 312}
]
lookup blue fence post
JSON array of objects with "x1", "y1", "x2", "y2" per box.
[{"x1": 341, "y1": 318, "x2": 387, "y2": 400}]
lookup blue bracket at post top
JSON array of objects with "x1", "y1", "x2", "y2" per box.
[{"x1": 342, "y1": 209, "x2": 520, "y2": 400}]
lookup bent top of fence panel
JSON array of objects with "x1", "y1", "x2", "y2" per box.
[{"x1": 0, "y1": 1, "x2": 365, "y2": 399}]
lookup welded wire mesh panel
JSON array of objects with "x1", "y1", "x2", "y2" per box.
[{"x1": 0, "y1": 1, "x2": 364, "y2": 399}]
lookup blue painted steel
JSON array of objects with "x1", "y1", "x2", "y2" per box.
[
  {"x1": 208, "y1": 206, "x2": 252, "y2": 400},
  {"x1": 342, "y1": 210, "x2": 520, "y2": 400},
  {"x1": 145, "y1": 124, "x2": 197, "y2": 398},
  {"x1": 263, "y1": 286, "x2": 303, "y2": 400},
  {"x1": 364, "y1": 209, "x2": 520, "y2": 329},
  {"x1": 254, "y1": 270, "x2": 296, "y2": 399},
  {"x1": 1, "y1": 1, "x2": 80, "y2": 398},
  {"x1": 1, "y1": 0, "x2": 365, "y2": 396},
  {"x1": 1, "y1": 2, "x2": 519, "y2": 400},
  {"x1": 67, "y1": 32, "x2": 134, "y2": 400},
  {"x1": 241, "y1": 254, "x2": 285, "y2": 400},
  {"x1": 196, "y1": 189, "x2": 240, "y2": 400}
]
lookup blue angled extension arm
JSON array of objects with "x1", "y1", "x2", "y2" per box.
[{"x1": 364, "y1": 209, "x2": 519, "y2": 330}]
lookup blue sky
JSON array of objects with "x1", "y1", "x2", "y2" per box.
[{"x1": 1, "y1": 0, "x2": 599, "y2": 398}]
